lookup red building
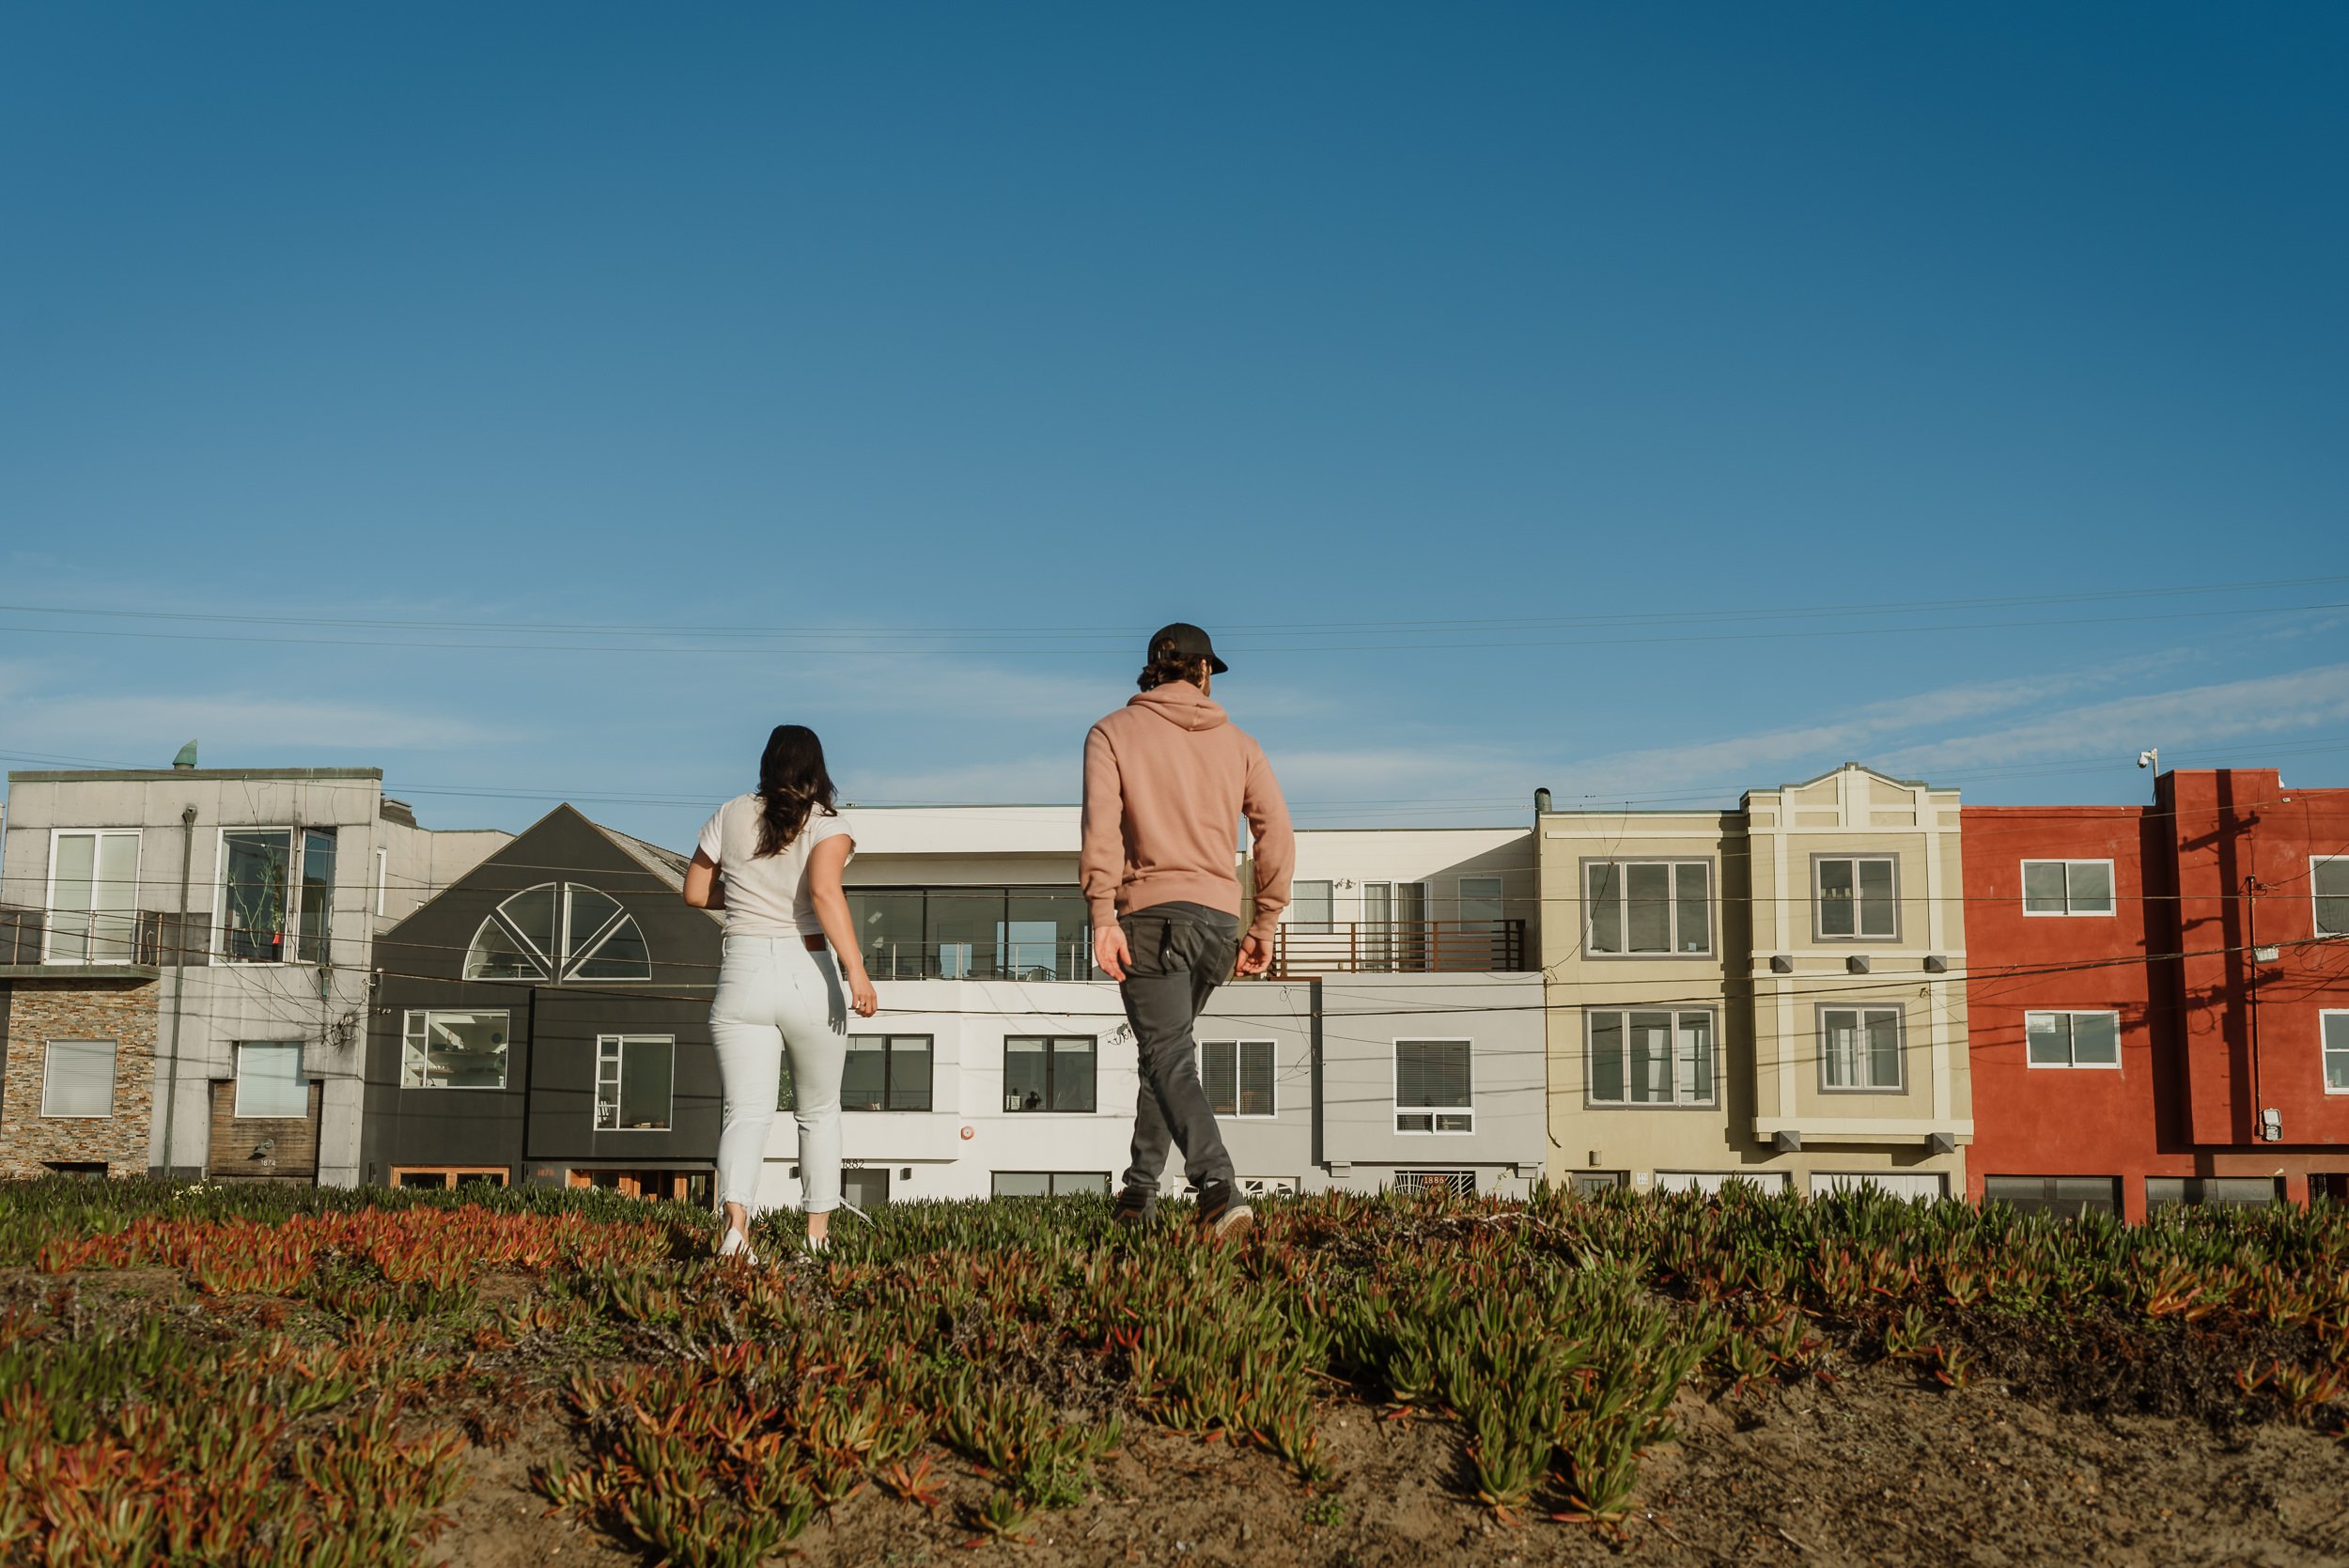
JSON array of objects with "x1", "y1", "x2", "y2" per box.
[{"x1": 1964, "y1": 768, "x2": 2349, "y2": 1221}]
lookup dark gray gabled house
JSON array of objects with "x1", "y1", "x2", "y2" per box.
[{"x1": 362, "y1": 805, "x2": 723, "y2": 1203}]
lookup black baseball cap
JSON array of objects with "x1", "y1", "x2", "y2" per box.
[{"x1": 1147, "y1": 622, "x2": 1229, "y2": 675}]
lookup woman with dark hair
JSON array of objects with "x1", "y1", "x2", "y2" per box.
[{"x1": 684, "y1": 724, "x2": 879, "y2": 1260}]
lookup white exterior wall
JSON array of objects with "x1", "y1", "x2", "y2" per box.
[
  {"x1": 752, "y1": 977, "x2": 1321, "y2": 1208},
  {"x1": 1287, "y1": 826, "x2": 1538, "y2": 932}
]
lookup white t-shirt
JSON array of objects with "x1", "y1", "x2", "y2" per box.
[{"x1": 695, "y1": 795, "x2": 854, "y2": 938}]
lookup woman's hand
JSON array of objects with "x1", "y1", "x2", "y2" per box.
[{"x1": 848, "y1": 972, "x2": 879, "y2": 1018}]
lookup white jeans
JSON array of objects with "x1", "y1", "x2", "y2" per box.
[{"x1": 709, "y1": 934, "x2": 848, "y2": 1215}]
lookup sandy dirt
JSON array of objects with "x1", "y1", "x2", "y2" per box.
[{"x1": 423, "y1": 1362, "x2": 2349, "y2": 1568}]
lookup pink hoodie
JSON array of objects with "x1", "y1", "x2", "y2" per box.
[{"x1": 1080, "y1": 682, "x2": 1295, "y2": 940}]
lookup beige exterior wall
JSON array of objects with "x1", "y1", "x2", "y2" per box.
[{"x1": 1542, "y1": 765, "x2": 1971, "y2": 1198}]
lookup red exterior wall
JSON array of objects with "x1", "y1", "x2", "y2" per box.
[{"x1": 1964, "y1": 770, "x2": 2349, "y2": 1221}]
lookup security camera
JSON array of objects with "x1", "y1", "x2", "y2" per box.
[{"x1": 2137, "y1": 749, "x2": 2158, "y2": 770}]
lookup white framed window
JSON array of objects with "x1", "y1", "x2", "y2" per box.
[
  {"x1": 2022, "y1": 860, "x2": 2116, "y2": 917},
  {"x1": 1004, "y1": 1035, "x2": 1097, "y2": 1112},
  {"x1": 1815, "y1": 856, "x2": 1897, "y2": 939},
  {"x1": 2026, "y1": 1010, "x2": 2122, "y2": 1069},
  {"x1": 1394, "y1": 1038, "x2": 1471, "y2": 1133},
  {"x1": 2315, "y1": 858, "x2": 2349, "y2": 939},
  {"x1": 991, "y1": 1171, "x2": 1110, "y2": 1198},
  {"x1": 1586, "y1": 1009, "x2": 1716, "y2": 1106},
  {"x1": 41, "y1": 1039, "x2": 117, "y2": 1117},
  {"x1": 1289, "y1": 880, "x2": 1333, "y2": 935},
  {"x1": 463, "y1": 883, "x2": 651, "y2": 983},
  {"x1": 234, "y1": 1042, "x2": 310, "y2": 1118},
  {"x1": 1584, "y1": 861, "x2": 1711, "y2": 955},
  {"x1": 2324, "y1": 1011, "x2": 2349, "y2": 1094},
  {"x1": 1200, "y1": 1039, "x2": 1276, "y2": 1117},
  {"x1": 1819, "y1": 1005, "x2": 1904, "y2": 1091},
  {"x1": 217, "y1": 828, "x2": 337, "y2": 964},
  {"x1": 44, "y1": 830, "x2": 140, "y2": 964},
  {"x1": 401, "y1": 1010, "x2": 510, "y2": 1090},
  {"x1": 595, "y1": 1035, "x2": 676, "y2": 1130}
]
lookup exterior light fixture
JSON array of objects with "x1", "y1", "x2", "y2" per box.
[{"x1": 1846, "y1": 955, "x2": 1871, "y2": 974}]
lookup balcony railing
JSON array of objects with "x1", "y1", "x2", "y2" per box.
[
  {"x1": 0, "y1": 906, "x2": 212, "y2": 968},
  {"x1": 1264, "y1": 919, "x2": 1526, "y2": 977},
  {"x1": 847, "y1": 919, "x2": 1527, "y2": 981}
]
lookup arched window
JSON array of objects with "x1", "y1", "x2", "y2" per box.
[{"x1": 464, "y1": 883, "x2": 652, "y2": 982}]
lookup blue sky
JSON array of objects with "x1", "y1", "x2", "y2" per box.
[{"x1": 3, "y1": 3, "x2": 2344, "y2": 846}]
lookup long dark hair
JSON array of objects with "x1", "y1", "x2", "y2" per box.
[{"x1": 754, "y1": 724, "x2": 837, "y2": 858}]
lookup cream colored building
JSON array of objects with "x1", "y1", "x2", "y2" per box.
[{"x1": 1541, "y1": 763, "x2": 1969, "y2": 1199}]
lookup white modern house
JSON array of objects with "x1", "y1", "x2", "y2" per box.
[
  {"x1": 749, "y1": 806, "x2": 1548, "y2": 1209},
  {"x1": 0, "y1": 753, "x2": 506, "y2": 1185}
]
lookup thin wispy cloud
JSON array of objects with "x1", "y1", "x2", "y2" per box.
[
  {"x1": 16, "y1": 692, "x2": 499, "y2": 754},
  {"x1": 1879, "y1": 663, "x2": 2349, "y2": 774}
]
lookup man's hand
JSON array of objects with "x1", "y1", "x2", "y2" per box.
[
  {"x1": 1235, "y1": 932, "x2": 1271, "y2": 976},
  {"x1": 1094, "y1": 924, "x2": 1131, "y2": 982}
]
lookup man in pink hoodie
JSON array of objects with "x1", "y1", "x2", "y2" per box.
[{"x1": 1082, "y1": 623, "x2": 1294, "y2": 1235}]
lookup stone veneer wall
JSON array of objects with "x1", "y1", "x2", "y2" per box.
[{"x1": 0, "y1": 978, "x2": 160, "y2": 1177}]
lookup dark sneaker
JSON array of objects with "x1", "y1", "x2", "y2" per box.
[
  {"x1": 1193, "y1": 1180, "x2": 1252, "y2": 1237},
  {"x1": 1112, "y1": 1185, "x2": 1157, "y2": 1230}
]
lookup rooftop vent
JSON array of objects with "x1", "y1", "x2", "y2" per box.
[{"x1": 171, "y1": 740, "x2": 198, "y2": 769}]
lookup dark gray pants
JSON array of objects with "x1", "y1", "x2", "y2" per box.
[{"x1": 1116, "y1": 902, "x2": 1239, "y2": 1193}]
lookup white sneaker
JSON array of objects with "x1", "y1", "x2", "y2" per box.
[
  {"x1": 717, "y1": 1228, "x2": 759, "y2": 1265},
  {"x1": 802, "y1": 1232, "x2": 830, "y2": 1254}
]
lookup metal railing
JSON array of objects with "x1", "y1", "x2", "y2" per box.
[{"x1": 1264, "y1": 919, "x2": 1526, "y2": 976}]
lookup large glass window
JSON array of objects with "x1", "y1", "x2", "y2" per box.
[
  {"x1": 463, "y1": 884, "x2": 650, "y2": 982},
  {"x1": 217, "y1": 829, "x2": 339, "y2": 964},
  {"x1": 1820, "y1": 1007, "x2": 1903, "y2": 1090},
  {"x1": 401, "y1": 1010, "x2": 510, "y2": 1090},
  {"x1": 2314, "y1": 859, "x2": 2349, "y2": 939},
  {"x1": 595, "y1": 1035, "x2": 675, "y2": 1129},
  {"x1": 41, "y1": 1040, "x2": 116, "y2": 1117},
  {"x1": 2325, "y1": 1012, "x2": 2349, "y2": 1094},
  {"x1": 221, "y1": 830, "x2": 294, "y2": 962},
  {"x1": 1586, "y1": 862, "x2": 1711, "y2": 955},
  {"x1": 1587, "y1": 1010, "x2": 1715, "y2": 1105},
  {"x1": 1201, "y1": 1039, "x2": 1276, "y2": 1117},
  {"x1": 1361, "y1": 881, "x2": 1430, "y2": 970},
  {"x1": 1290, "y1": 880, "x2": 1334, "y2": 934},
  {"x1": 1004, "y1": 1035, "x2": 1097, "y2": 1112},
  {"x1": 297, "y1": 830, "x2": 337, "y2": 961},
  {"x1": 46, "y1": 831, "x2": 140, "y2": 964},
  {"x1": 848, "y1": 888, "x2": 1094, "y2": 980},
  {"x1": 1816, "y1": 857, "x2": 1897, "y2": 939},
  {"x1": 2026, "y1": 1011, "x2": 2122, "y2": 1069},
  {"x1": 2022, "y1": 860, "x2": 2115, "y2": 917},
  {"x1": 843, "y1": 1034, "x2": 934, "y2": 1111},
  {"x1": 1394, "y1": 1039, "x2": 1471, "y2": 1133},
  {"x1": 235, "y1": 1042, "x2": 309, "y2": 1118}
]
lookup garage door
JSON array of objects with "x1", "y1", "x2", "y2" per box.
[
  {"x1": 1812, "y1": 1171, "x2": 1947, "y2": 1201},
  {"x1": 1654, "y1": 1171, "x2": 1791, "y2": 1195}
]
